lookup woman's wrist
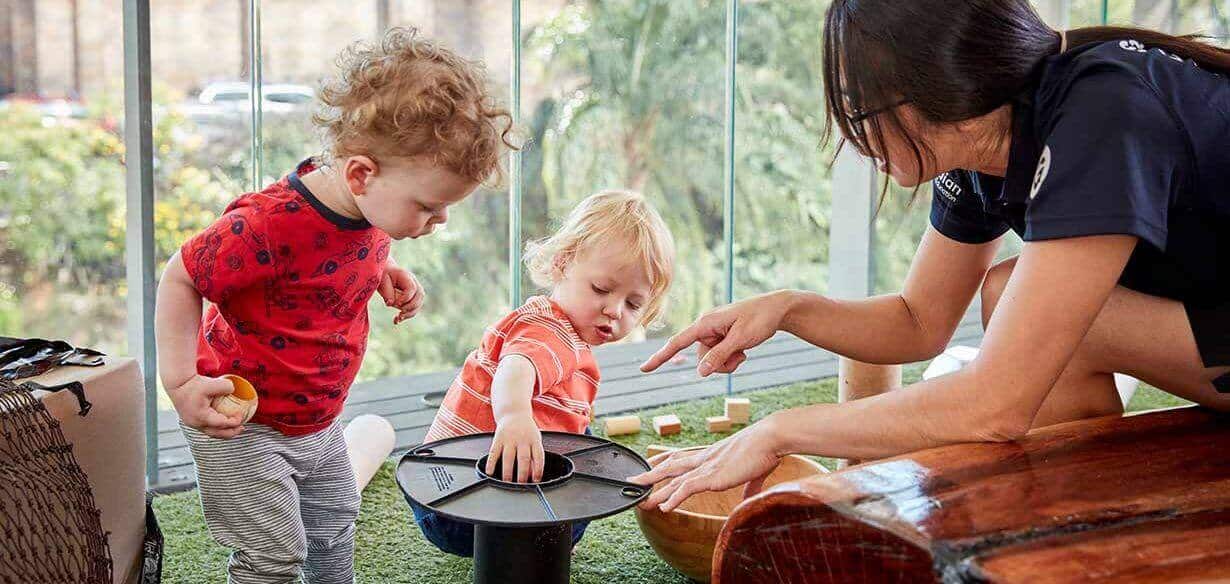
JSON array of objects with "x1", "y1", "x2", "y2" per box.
[
  {"x1": 762, "y1": 403, "x2": 833, "y2": 458},
  {"x1": 774, "y1": 289, "x2": 812, "y2": 336},
  {"x1": 761, "y1": 409, "x2": 795, "y2": 458}
]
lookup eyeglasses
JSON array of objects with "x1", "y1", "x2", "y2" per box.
[{"x1": 847, "y1": 98, "x2": 910, "y2": 125}]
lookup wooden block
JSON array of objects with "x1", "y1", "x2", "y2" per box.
[
  {"x1": 706, "y1": 415, "x2": 732, "y2": 433},
  {"x1": 646, "y1": 444, "x2": 677, "y2": 458},
  {"x1": 725, "y1": 398, "x2": 751, "y2": 424},
  {"x1": 604, "y1": 414, "x2": 642, "y2": 436},
  {"x1": 652, "y1": 414, "x2": 682, "y2": 436}
]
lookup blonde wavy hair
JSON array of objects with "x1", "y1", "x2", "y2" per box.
[
  {"x1": 313, "y1": 27, "x2": 517, "y2": 185},
  {"x1": 524, "y1": 190, "x2": 675, "y2": 327}
]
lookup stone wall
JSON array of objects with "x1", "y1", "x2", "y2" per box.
[{"x1": 4, "y1": 0, "x2": 564, "y2": 100}]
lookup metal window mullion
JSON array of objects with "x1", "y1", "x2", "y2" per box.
[
  {"x1": 722, "y1": 0, "x2": 738, "y2": 395},
  {"x1": 509, "y1": 0, "x2": 523, "y2": 308},
  {"x1": 122, "y1": 0, "x2": 158, "y2": 488},
  {"x1": 249, "y1": 0, "x2": 263, "y2": 189}
]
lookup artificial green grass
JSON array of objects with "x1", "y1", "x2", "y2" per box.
[{"x1": 153, "y1": 370, "x2": 1191, "y2": 583}]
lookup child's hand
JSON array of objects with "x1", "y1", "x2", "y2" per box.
[
  {"x1": 486, "y1": 414, "x2": 545, "y2": 483},
  {"x1": 378, "y1": 265, "x2": 424, "y2": 325},
  {"x1": 168, "y1": 375, "x2": 246, "y2": 439}
]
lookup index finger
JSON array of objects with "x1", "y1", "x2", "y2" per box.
[
  {"x1": 640, "y1": 326, "x2": 703, "y2": 373},
  {"x1": 626, "y1": 450, "x2": 704, "y2": 485},
  {"x1": 203, "y1": 379, "x2": 240, "y2": 398}
]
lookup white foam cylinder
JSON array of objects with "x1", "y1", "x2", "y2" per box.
[
  {"x1": 1114, "y1": 373, "x2": 1140, "y2": 408},
  {"x1": 923, "y1": 345, "x2": 1140, "y2": 409},
  {"x1": 922, "y1": 345, "x2": 980, "y2": 381},
  {"x1": 344, "y1": 414, "x2": 396, "y2": 492}
]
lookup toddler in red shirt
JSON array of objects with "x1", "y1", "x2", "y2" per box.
[{"x1": 155, "y1": 28, "x2": 514, "y2": 583}]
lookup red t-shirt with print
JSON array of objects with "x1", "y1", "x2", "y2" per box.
[{"x1": 181, "y1": 159, "x2": 390, "y2": 436}]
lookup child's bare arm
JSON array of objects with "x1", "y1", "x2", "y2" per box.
[
  {"x1": 486, "y1": 355, "x2": 544, "y2": 483},
  {"x1": 156, "y1": 253, "x2": 205, "y2": 390},
  {"x1": 492, "y1": 355, "x2": 536, "y2": 421},
  {"x1": 156, "y1": 252, "x2": 244, "y2": 438}
]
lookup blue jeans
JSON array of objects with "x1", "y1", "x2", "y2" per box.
[{"x1": 408, "y1": 429, "x2": 592, "y2": 558}]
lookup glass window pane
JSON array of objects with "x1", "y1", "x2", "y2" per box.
[
  {"x1": 151, "y1": 0, "x2": 253, "y2": 273},
  {"x1": 1174, "y1": 0, "x2": 1230, "y2": 44},
  {"x1": 1066, "y1": 0, "x2": 1111, "y2": 27},
  {"x1": 1064, "y1": 0, "x2": 1229, "y2": 40},
  {"x1": 361, "y1": 2, "x2": 513, "y2": 377},
  {"x1": 871, "y1": 184, "x2": 932, "y2": 296},
  {"x1": 345, "y1": 2, "x2": 514, "y2": 379},
  {"x1": 520, "y1": 0, "x2": 727, "y2": 343},
  {"x1": 0, "y1": 1, "x2": 127, "y2": 353},
  {"x1": 141, "y1": 2, "x2": 254, "y2": 417},
  {"x1": 871, "y1": 183, "x2": 1023, "y2": 296},
  {"x1": 734, "y1": 0, "x2": 834, "y2": 298},
  {"x1": 255, "y1": 4, "x2": 375, "y2": 185}
]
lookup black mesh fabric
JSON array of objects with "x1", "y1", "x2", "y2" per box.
[{"x1": 0, "y1": 378, "x2": 112, "y2": 583}]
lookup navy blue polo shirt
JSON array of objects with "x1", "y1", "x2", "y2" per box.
[{"x1": 931, "y1": 40, "x2": 1230, "y2": 308}]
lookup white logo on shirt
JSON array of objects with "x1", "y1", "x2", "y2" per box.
[
  {"x1": 935, "y1": 172, "x2": 963, "y2": 203},
  {"x1": 1030, "y1": 146, "x2": 1051, "y2": 200},
  {"x1": 1119, "y1": 38, "x2": 1184, "y2": 62}
]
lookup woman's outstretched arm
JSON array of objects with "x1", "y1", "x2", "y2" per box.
[
  {"x1": 632, "y1": 234, "x2": 1137, "y2": 511},
  {"x1": 644, "y1": 227, "x2": 1000, "y2": 375}
]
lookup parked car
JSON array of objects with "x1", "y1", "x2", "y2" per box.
[
  {"x1": 198, "y1": 82, "x2": 314, "y2": 110},
  {"x1": 0, "y1": 94, "x2": 89, "y2": 124},
  {"x1": 179, "y1": 81, "x2": 316, "y2": 126}
]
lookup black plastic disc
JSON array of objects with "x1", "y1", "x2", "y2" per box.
[{"x1": 396, "y1": 431, "x2": 652, "y2": 528}]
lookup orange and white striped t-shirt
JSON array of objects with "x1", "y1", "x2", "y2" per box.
[{"x1": 424, "y1": 296, "x2": 600, "y2": 442}]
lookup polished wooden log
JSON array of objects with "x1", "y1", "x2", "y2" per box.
[{"x1": 713, "y1": 406, "x2": 1230, "y2": 583}]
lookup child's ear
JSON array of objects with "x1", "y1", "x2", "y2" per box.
[
  {"x1": 342, "y1": 155, "x2": 378, "y2": 197},
  {"x1": 551, "y1": 252, "x2": 573, "y2": 280}
]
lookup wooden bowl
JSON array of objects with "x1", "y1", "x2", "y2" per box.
[{"x1": 634, "y1": 446, "x2": 827, "y2": 582}]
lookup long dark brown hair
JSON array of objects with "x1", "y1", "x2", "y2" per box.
[{"x1": 821, "y1": 0, "x2": 1230, "y2": 194}]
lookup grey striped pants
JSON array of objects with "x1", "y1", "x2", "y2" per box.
[{"x1": 182, "y1": 420, "x2": 360, "y2": 584}]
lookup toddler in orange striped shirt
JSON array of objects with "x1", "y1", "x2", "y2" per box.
[{"x1": 413, "y1": 189, "x2": 675, "y2": 557}]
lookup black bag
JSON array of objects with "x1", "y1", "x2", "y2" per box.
[
  {"x1": 141, "y1": 493, "x2": 165, "y2": 584},
  {"x1": 0, "y1": 336, "x2": 105, "y2": 380}
]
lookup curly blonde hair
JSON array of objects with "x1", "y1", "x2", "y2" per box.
[
  {"x1": 313, "y1": 27, "x2": 517, "y2": 184},
  {"x1": 524, "y1": 190, "x2": 676, "y2": 327}
]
